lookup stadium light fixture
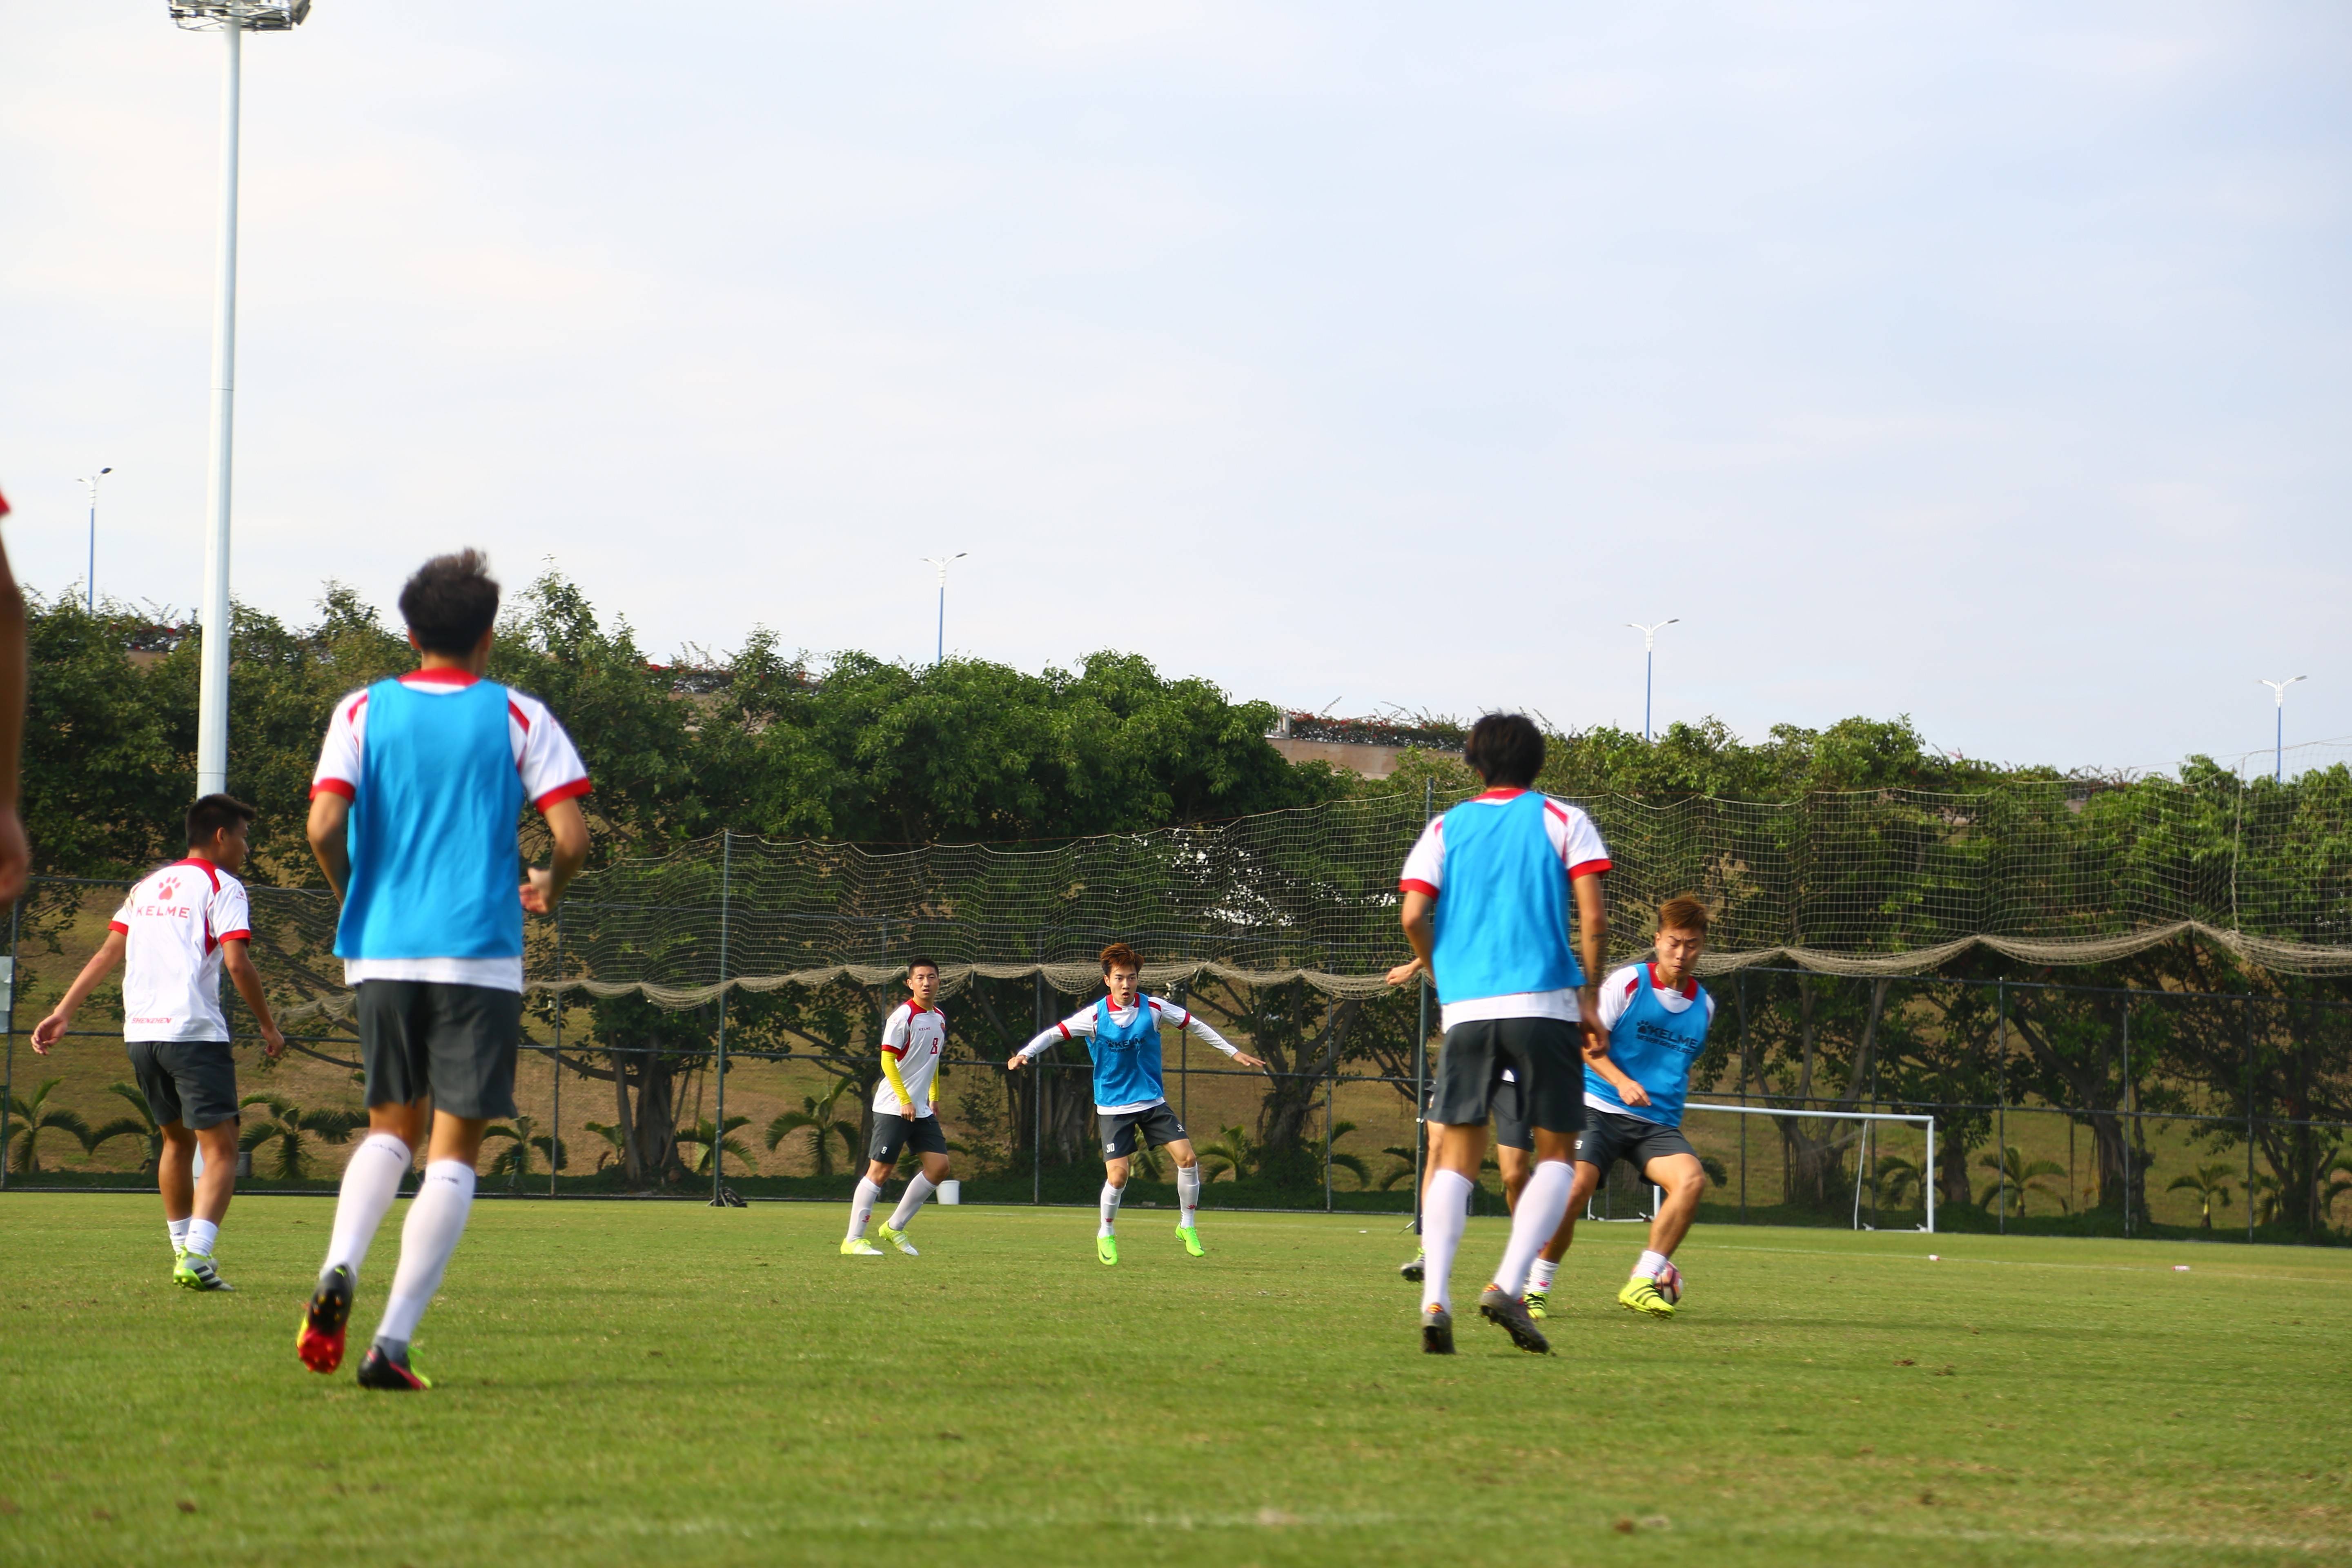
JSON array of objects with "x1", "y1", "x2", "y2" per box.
[
  {"x1": 78, "y1": 468, "x2": 113, "y2": 613},
  {"x1": 172, "y1": 0, "x2": 310, "y2": 797},
  {"x1": 2259, "y1": 676, "x2": 2307, "y2": 783},
  {"x1": 922, "y1": 552, "x2": 967, "y2": 665},
  {"x1": 1624, "y1": 619, "x2": 1679, "y2": 743}
]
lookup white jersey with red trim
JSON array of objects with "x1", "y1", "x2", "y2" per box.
[
  {"x1": 110, "y1": 858, "x2": 252, "y2": 1043},
  {"x1": 872, "y1": 1001, "x2": 948, "y2": 1118}
]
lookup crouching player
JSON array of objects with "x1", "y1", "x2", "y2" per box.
[
  {"x1": 1528, "y1": 896, "x2": 1714, "y2": 1319},
  {"x1": 1008, "y1": 943, "x2": 1265, "y2": 1264}
]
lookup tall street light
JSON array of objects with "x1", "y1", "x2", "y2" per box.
[
  {"x1": 78, "y1": 467, "x2": 113, "y2": 613},
  {"x1": 172, "y1": 0, "x2": 310, "y2": 797},
  {"x1": 922, "y1": 552, "x2": 967, "y2": 665},
  {"x1": 1624, "y1": 619, "x2": 1679, "y2": 742},
  {"x1": 2259, "y1": 676, "x2": 2307, "y2": 783}
]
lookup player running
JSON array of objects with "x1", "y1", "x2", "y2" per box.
[
  {"x1": 296, "y1": 550, "x2": 591, "y2": 1391},
  {"x1": 1008, "y1": 943, "x2": 1265, "y2": 1263},
  {"x1": 1527, "y1": 896, "x2": 1715, "y2": 1319},
  {"x1": 33, "y1": 796, "x2": 287, "y2": 1290},
  {"x1": 1386, "y1": 713, "x2": 1612, "y2": 1355},
  {"x1": 1397, "y1": 1070, "x2": 1533, "y2": 1281},
  {"x1": 844, "y1": 958, "x2": 953, "y2": 1257}
]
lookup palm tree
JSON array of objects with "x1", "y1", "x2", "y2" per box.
[
  {"x1": 583, "y1": 1121, "x2": 629, "y2": 1172},
  {"x1": 2165, "y1": 1162, "x2": 2236, "y2": 1229},
  {"x1": 1320, "y1": 1120, "x2": 1370, "y2": 1189},
  {"x1": 1198, "y1": 1125, "x2": 1257, "y2": 1184},
  {"x1": 483, "y1": 1115, "x2": 566, "y2": 1184},
  {"x1": 1869, "y1": 1154, "x2": 1924, "y2": 1210},
  {"x1": 765, "y1": 1078, "x2": 862, "y2": 1177},
  {"x1": 1978, "y1": 1145, "x2": 2067, "y2": 1217},
  {"x1": 1377, "y1": 1145, "x2": 1419, "y2": 1192},
  {"x1": 6, "y1": 1078, "x2": 93, "y2": 1174},
  {"x1": 677, "y1": 1115, "x2": 753, "y2": 1177},
  {"x1": 89, "y1": 1083, "x2": 165, "y2": 1172},
  {"x1": 237, "y1": 1094, "x2": 365, "y2": 1180}
]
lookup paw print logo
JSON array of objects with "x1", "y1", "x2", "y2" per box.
[{"x1": 156, "y1": 878, "x2": 180, "y2": 902}]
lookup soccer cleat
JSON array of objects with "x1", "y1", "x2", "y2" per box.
[
  {"x1": 1619, "y1": 1276, "x2": 1676, "y2": 1317},
  {"x1": 1421, "y1": 1305, "x2": 1455, "y2": 1355},
  {"x1": 1399, "y1": 1249, "x2": 1425, "y2": 1283},
  {"x1": 297, "y1": 1265, "x2": 354, "y2": 1374},
  {"x1": 1524, "y1": 1285, "x2": 1550, "y2": 1320},
  {"x1": 1477, "y1": 1284, "x2": 1551, "y2": 1354},
  {"x1": 1176, "y1": 1224, "x2": 1206, "y2": 1257},
  {"x1": 173, "y1": 1253, "x2": 233, "y2": 1292},
  {"x1": 840, "y1": 1237, "x2": 884, "y2": 1256},
  {"x1": 355, "y1": 1343, "x2": 432, "y2": 1392},
  {"x1": 1097, "y1": 1233, "x2": 1119, "y2": 1267},
  {"x1": 878, "y1": 1224, "x2": 919, "y2": 1256}
]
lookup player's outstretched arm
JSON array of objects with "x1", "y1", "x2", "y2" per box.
[
  {"x1": 1178, "y1": 1009, "x2": 1267, "y2": 1071},
  {"x1": 31, "y1": 930, "x2": 126, "y2": 1054},
  {"x1": 221, "y1": 938, "x2": 287, "y2": 1062}
]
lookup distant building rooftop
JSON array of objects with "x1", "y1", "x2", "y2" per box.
[{"x1": 1267, "y1": 711, "x2": 1460, "y2": 779}]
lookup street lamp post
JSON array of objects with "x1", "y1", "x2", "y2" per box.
[
  {"x1": 921, "y1": 552, "x2": 967, "y2": 664},
  {"x1": 171, "y1": 0, "x2": 310, "y2": 798},
  {"x1": 1624, "y1": 619, "x2": 1679, "y2": 742},
  {"x1": 2259, "y1": 676, "x2": 2307, "y2": 783},
  {"x1": 79, "y1": 467, "x2": 113, "y2": 613}
]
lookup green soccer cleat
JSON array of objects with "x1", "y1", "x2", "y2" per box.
[
  {"x1": 840, "y1": 1237, "x2": 884, "y2": 1256},
  {"x1": 1619, "y1": 1276, "x2": 1676, "y2": 1317},
  {"x1": 878, "y1": 1224, "x2": 919, "y2": 1256},
  {"x1": 1399, "y1": 1249, "x2": 1425, "y2": 1283},
  {"x1": 1097, "y1": 1233, "x2": 1119, "y2": 1267},
  {"x1": 355, "y1": 1343, "x2": 432, "y2": 1392},
  {"x1": 1524, "y1": 1285, "x2": 1549, "y2": 1320},
  {"x1": 1176, "y1": 1224, "x2": 1205, "y2": 1257},
  {"x1": 173, "y1": 1253, "x2": 233, "y2": 1292}
]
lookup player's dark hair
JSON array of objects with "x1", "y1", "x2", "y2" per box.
[
  {"x1": 1099, "y1": 942, "x2": 1142, "y2": 976},
  {"x1": 399, "y1": 548, "x2": 501, "y2": 655},
  {"x1": 1657, "y1": 895, "x2": 1711, "y2": 935},
  {"x1": 906, "y1": 958, "x2": 940, "y2": 979},
  {"x1": 187, "y1": 794, "x2": 256, "y2": 847},
  {"x1": 1463, "y1": 713, "x2": 1545, "y2": 788}
]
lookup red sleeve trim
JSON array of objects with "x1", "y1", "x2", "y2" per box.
[
  {"x1": 1055, "y1": 1022, "x2": 1072, "y2": 1039},
  {"x1": 1568, "y1": 858, "x2": 1611, "y2": 880},
  {"x1": 311, "y1": 779, "x2": 356, "y2": 801},
  {"x1": 534, "y1": 777, "x2": 593, "y2": 811},
  {"x1": 1399, "y1": 878, "x2": 1439, "y2": 898},
  {"x1": 217, "y1": 929, "x2": 252, "y2": 944},
  {"x1": 108, "y1": 920, "x2": 129, "y2": 934},
  {"x1": 508, "y1": 698, "x2": 532, "y2": 732},
  {"x1": 881, "y1": 1045, "x2": 906, "y2": 1058}
]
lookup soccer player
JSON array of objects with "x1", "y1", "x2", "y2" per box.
[
  {"x1": 843, "y1": 958, "x2": 952, "y2": 1257},
  {"x1": 1385, "y1": 713, "x2": 1611, "y2": 1354},
  {"x1": 1397, "y1": 1071, "x2": 1532, "y2": 1281},
  {"x1": 295, "y1": 550, "x2": 591, "y2": 1392},
  {"x1": 1007, "y1": 943, "x2": 1265, "y2": 1263},
  {"x1": 32, "y1": 796, "x2": 287, "y2": 1289},
  {"x1": 1526, "y1": 896, "x2": 1715, "y2": 1319}
]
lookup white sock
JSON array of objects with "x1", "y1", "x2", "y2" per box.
[
  {"x1": 374, "y1": 1160, "x2": 475, "y2": 1347},
  {"x1": 168, "y1": 1218, "x2": 191, "y2": 1253},
  {"x1": 1492, "y1": 1160, "x2": 1573, "y2": 1298},
  {"x1": 1098, "y1": 1180, "x2": 1125, "y2": 1237},
  {"x1": 1636, "y1": 1249, "x2": 1670, "y2": 1280},
  {"x1": 1530, "y1": 1256, "x2": 1559, "y2": 1291},
  {"x1": 185, "y1": 1218, "x2": 220, "y2": 1258},
  {"x1": 1419, "y1": 1169, "x2": 1474, "y2": 1313},
  {"x1": 1177, "y1": 1165, "x2": 1201, "y2": 1228},
  {"x1": 324, "y1": 1132, "x2": 410, "y2": 1283},
  {"x1": 886, "y1": 1174, "x2": 936, "y2": 1231},
  {"x1": 847, "y1": 1177, "x2": 881, "y2": 1240}
]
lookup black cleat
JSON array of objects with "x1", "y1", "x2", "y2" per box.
[
  {"x1": 1478, "y1": 1284, "x2": 1551, "y2": 1354},
  {"x1": 355, "y1": 1343, "x2": 432, "y2": 1391},
  {"x1": 1421, "y1": 1305, "x2": 1455, "y2": 1355},
  {"x1": 1399, "y1": 1248, "x2": 1425, "y2": 1283}
]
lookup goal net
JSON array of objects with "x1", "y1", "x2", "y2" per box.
[{"x1": 1588, "y1": 1104, "x2": 1939, "y2": 1233}]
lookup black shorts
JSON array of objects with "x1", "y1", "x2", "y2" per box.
[
  {"x1": 356, "y1": 980, "x2": 523, "y2": 1120},
  {"x1": 126, "y1": 1039, "x2": 238, "y2": 1131},
  {"x1": 1429, "y1": 1017, "x2": 1584, "y2": 1137},
  {"x1": 1491, "y1": 1074, "x2": 1532, "y2": 1152},
  {"x1": 868, "y1": 1113, "x2": 949, "y2": 1165},
  {"x1": 1099, "y1": 1103, "x2": 1188, "y2": 1161},
  {"x1": 1576, "y1": 1108, "x2": 1697, "y2": 1177}
]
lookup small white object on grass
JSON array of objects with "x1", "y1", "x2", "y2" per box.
[
  {"x1": 2174, "y1": 1264, "x2": 2190, "y2": 1272},
  {"x1": 1928, "y1": 1254, "x2": 1940, "y2": 1261}
]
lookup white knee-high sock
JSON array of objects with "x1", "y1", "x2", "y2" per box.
[
  {"x1": 1098, "y1": 1180, "x2": 1125, "y2": 1236},
  {"x1": 324, "y1": 1133, "x2": 410, "y2": 1283},
  {"x1": 1420, "y1": 1169, "x2": 1474, "y2": 1313},
  {"x1": 185, "y1": 1218, "x2": 220, "y2": 1258},
  {"x1": 1177, "y1": 1165, "x2": 1202, "y2": 1228},
  {"x1": 374, "y1": 1160, "x2": 475, "y2": 1348},
  {"x1": 847, "y1": 1177, "x2": 882, "y2": 1240},
  {"x1": 886, "y1": 1173, "x2": 936, "y2": 1231},
  {"x1": 1492, "y1": 1159, "x2": 1573, "y2": 1298}
]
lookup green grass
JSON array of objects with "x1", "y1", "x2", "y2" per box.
[{"x1": 1, "y1": 1197, "x2": 2347, "y2": 1567}]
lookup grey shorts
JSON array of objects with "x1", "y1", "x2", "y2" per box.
[
  {"x1": 1576, "y1": 1108, "x2": 1697, "y2": 1177},
  {"x1": 1429, "y1": 1016, "x2": 1584, "y2": 1137},
  {"x1": 126, "y1": 1039, "x2": 238, "y2": 1131},
  {"x1": 868, "y1": 1113, "x2": 949, "y2": 1165},
  {"x1": 356, "y1": 980, "x2": 523, "y2": 1120},
  {"x1": 1099, "y1": 1103, "x2": 1188, "y2": 1160},
  {"x1": 1491, "y1": 1074, "x2": 1532, "y2": 1152}
]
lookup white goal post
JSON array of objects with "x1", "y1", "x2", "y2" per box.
[{"x1": 1584, "y1": 1103, "x2": 1938, "y2": 1234}]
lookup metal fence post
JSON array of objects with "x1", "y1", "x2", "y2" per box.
[
  {"x1": 2120, "y1": 997, "x2": 2132, "y2": 1238},
  {"x1": 2, "y1": 891, "x2": 18, "y2": 1192},
  {"x1": 710, "y1": 829, "x2": 732, "y2": 1206},
  {"x1": 2245, "y1": 996, "x2": 2256, "y2": 1243},
  {"x1": 1996, "y1": 980, "x2": 2007, "y2": 1236},
  {"x1": 549, "y1": 903, "x2": 563, "y2": 1199},
  {"x1": 1324, "y1": 1054, "x2": 1335, "y2": 1213},
  {"x1": 1033, "y1": 941, "x2": 1045, "y2": 1207}
]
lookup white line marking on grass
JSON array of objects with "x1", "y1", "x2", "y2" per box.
[{"x1": 1686, "y1": 1241, "x2": 2345, "y2": 1285}]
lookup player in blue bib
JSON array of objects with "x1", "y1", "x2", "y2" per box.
[{"x1": 1528, "y1": 895, "x2": 1716, "y2": 1319}]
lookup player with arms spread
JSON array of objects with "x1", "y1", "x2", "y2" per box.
[
  {"x1": 1527, "y1": 896, "x2": 1715, "y2": 1319},
  {"x1": 1009, "y1": 944, "x2": 1265, "y2": 1264},
  {"x1": 844, "y1": 958, "x2": 953, "y2": 1257}
]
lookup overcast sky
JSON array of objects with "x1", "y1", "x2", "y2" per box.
[{"x1": 4, "y1": 2, "x2": 2347, "y2": 776}]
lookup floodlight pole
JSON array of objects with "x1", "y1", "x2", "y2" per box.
[
  {"x1": 1624, "y1": 619, "x2": 1679, "y2": 742},
  {"x1": 2259, "y1": 677, "x2": 2306, "y2": 783},
  {"x1": 80, "y1": 468, "x2": 113, "y2": 613},
  {"x1": 922, "y1": 552, "x2": 967, "y2": 665},
  {"x1": 194, "y1": 10, "x2": 245, "y2": 798}
]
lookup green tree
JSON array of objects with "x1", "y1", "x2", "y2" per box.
[
  {"x1": 764, "y1": 1078, "x2": 863, "y2": 1178},
  {"x1": 1979, "y1": 1145, "x2": 2069, "y2": 1217},
  {"x1": 2166, "y1": 1162, "x2": 2237, "y2": 1229},
  {"x1": 677, "y1": 1115, "x2": 753, "y2": 1178},
  {"x1": 6, "y1": 1078, "x2": 92, "y2": 1174},
  {"x1": 237, "y1": 1094, "x2": 365, "y2": 1180}
]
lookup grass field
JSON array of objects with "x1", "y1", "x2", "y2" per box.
[{"x1": 2, "y1": 1196, "x2": 2347, "y2": 1567}]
